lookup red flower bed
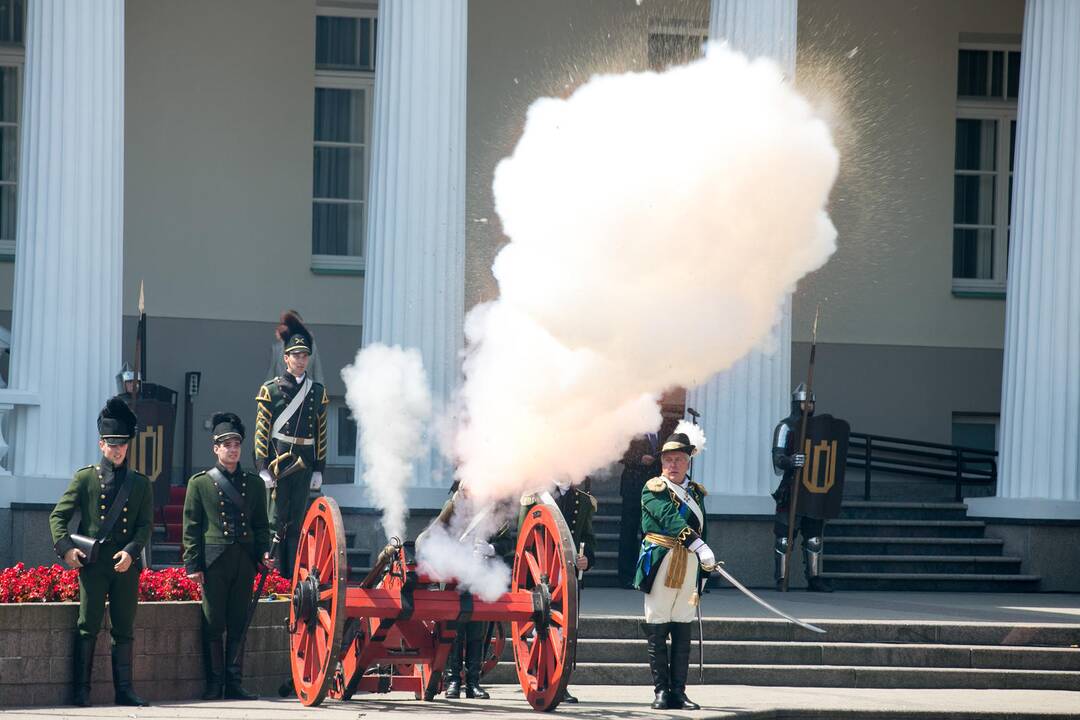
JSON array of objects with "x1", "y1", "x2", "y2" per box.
[{"x1": 0, "y1": 563, "x2": 292, "y2": 603}]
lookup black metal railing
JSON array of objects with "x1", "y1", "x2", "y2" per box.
[{"x1": 847, "y1": 432, "x2": 997, "y2": 501}]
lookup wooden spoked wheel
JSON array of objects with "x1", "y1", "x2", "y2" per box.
[
  {"x1": 510, "y1": 503, "x2": 579, "y2": 712},
  {"x1": 482, "y1": 621, "x2": 507, "y2": 677},
  {"x1": 289, "y1": 496, "x2": 348, "y2": 707},
  {"x1": 329, "y1": 617, "x2": 370, "y2": 701}
]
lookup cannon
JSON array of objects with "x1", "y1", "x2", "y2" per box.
[{"x1": 285, "y1": 496, "x2": 579, "y2": 711}]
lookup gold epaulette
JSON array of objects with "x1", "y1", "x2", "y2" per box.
[
  {"x1": 645, "y1": 477, "x2": 667, "y2": 492},
  {"x1": 520, "y1": 494, "x2": 537, "y2": 506},
  {"x1": 690, "y1": 481, "x2": 708, "y2": 496},
  {"x1": 255, "y1": 384, "x2": 272, "y2": 402},
  {"x1": 77, "y1": 464, "x2": 95, "y2": 472}
]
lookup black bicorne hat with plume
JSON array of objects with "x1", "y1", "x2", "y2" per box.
[
  {"x1": 277, "y1": 310, "x2": 313, "y2": 355},
  {"x1": 210, "y1": 411, "x2": 245, "y2": 443},
  {"x1": 98, "y1": 396, "x2": 137, "y2": 445}
]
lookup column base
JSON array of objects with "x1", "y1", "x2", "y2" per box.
[
  {"x1": 703, "y1": 494, "x2": 776, "y2": 516},
  {"x1": 966, "y1": 496, "x2": 1080, "y2": 520}
]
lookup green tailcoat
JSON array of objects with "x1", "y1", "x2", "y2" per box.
[
  {"x1": 253, "y1": 375, "x2": 329, "y2": 473},
  {"x1": 182, "y1": 465, "x2": 271, "y2": 574},
  {"x1": 49, "y1": 463, "x2": 153, "y2": 560},
  {"x1": 634, "y1": 477, "x2": 708, "y2": 593}
]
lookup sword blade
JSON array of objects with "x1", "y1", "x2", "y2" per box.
[{"x1": 711, "y1": 565, "x2": 827, "y2": 634}]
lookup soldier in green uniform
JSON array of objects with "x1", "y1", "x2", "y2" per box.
[
  {"x1": 254, "y1": 311, "x2": 328, "y2": 578},
  {"x1": 183, "y1": 412, "x2": 271, "y2": 701},
  {"x1": 418, "y1": 482, "x2": 515, "y2": 700},
  {"x1": 49, "y1": 397, "x2": 152, "y2": 708},
  {"x1": 519, "y1": 481, "x2": 596, "y2": 704},
  {"x1": 634, "y1": 432, "x2": 715, "y2": 711}
]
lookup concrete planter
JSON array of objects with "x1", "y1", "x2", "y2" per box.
[{"x1": 0, "y1": 599, "x2": 291, "y2": 707}]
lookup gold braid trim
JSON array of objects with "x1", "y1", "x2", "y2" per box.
[{"x1": 643, "y1": 532, "x2": 690, "y2": 589}]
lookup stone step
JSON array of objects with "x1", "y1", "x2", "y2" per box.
[
  {"x1": 827, "y1": 519, "x2": 987, "y2": 539},
  {"x1": 577, "y1": 617, "x2": 1080, "y2": 646},
  {"x1": 485, "y1": 663, "x2": 1080, "y2": 690},
  {"x1": 823, "y1": 555, "x2": 1024, "y2": 574},
  {"x1": 825, "y1": 536, "x2": 1005, "y2": 557},
  {"x1": 593, "y1": 532, "x2": 620, "y2": 552},
  {"x1": 150, "y1": 542, "x2": 181, "y2": 567},
  {"x1": 820, "y1": 572, "x2": 1042, "y2": 592},
  {"x1": 838, "y1": 501, "x2": 969, "y2": 521},
  {"x1": 594, "y1": 495, "x2": 622, "y2": 516},
  {"x1": 571, "y1": 639, "x2": 1080, "y2": 671}
]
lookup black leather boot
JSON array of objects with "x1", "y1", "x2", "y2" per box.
[
  {"x1": 463, "y1": 624, "x2": 489, "y2": 699},
  {"x1": 668, "y1": 623, "x2": 699, "y2": 710},
  {"x1": 111, "y1": 642, "x2": 150, "y2": 706},
  {"x1": 71, "y1": 634, "x2": 95, "y2": 707},
  {"x1": 443, "y1": 632, "x2": 463, "y2": 698},
  {"x1": 202, "y1": 636, "x2": 225, "y2": 700},
  {"x1": 560, "y1": 688, "x2": 579, "y2": 703},
  {"x1": 643, "y1": 622, "x2": 671, "y2": 709},
  {"x1": 224, "y1": 637, "x2": 258, "y2": 700}
]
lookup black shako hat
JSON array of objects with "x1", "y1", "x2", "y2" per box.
[
  {"x1": 211, "y1": 412, "x2": 245, "y2": 443},
  {"x1": 660, "y1": 432, "x2": 697, "y2": 457},
  {"x1": 98, "y1": 396, "x2": 137, "y2": 445},
  {"x1": 277, "y1": 310, "x2": 313, "y2": 355}
]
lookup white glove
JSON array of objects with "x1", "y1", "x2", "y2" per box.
[
  {"x1": 688, "y1": 538, "x2": 716, "y2": 569},
  {"x1": 260, "y1": 470, "x2": 275, "y2": 489},
  {"x1": 790, "y1": 453, "x2": 806, "y2": 468},
  {"x1": 473, "y1": 540, "x2": 496, "y2": 559},
  {"x1": 310, "y1": 471, "x2": 323, "y2": 491}
]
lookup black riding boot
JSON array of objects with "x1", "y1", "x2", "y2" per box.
[
  {"x1": 643, "y1": 622, "x2": 671, "y2": 709},
  {"x1": 112, "y1": 642, "x2": 150, "y2": 706},
  {"x1": 443, "y1": 633, "x2": 463, "y2": 698},
  {"x1": 202, "y1": 636, "x2": 225, "y2": 700},
  {"x1": 668, "y1": 623, "x2": 699, "y2": 710},
  {"x1": 463, "y1": 623, "x2": 489, "y2": 699},
  {"x1": 71, "y1": 634, "x2": 96, "y2": 707},
  {"x1": 225, "y1": 636, "x2": 258, "y2": 700}
]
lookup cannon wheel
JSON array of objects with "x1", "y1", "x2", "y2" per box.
[
  {"x1": 510, "y1": 503, "x2": 579, "y2": 712},
  {"x1": 289, "y1": 496, "x2": 348, "y2": 707},
  {"x1": 329, "y1": 616, "x2": 370, "y2": 701},
  {"x1": 482, "y1": 621, "x2": 506, "y2": 678}
]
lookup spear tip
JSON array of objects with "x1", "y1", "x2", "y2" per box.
[{"x1": 138, "y1": 280, "x2": 145, "y2": 315}]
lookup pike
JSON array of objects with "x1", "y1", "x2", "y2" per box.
[{"x1": 782, "y1": 305, "x2": 820, "y2": 592}]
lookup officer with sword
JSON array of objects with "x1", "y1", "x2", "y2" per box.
[{"x1": 254, "y1": 311, "x2": 329, "y2": 578}]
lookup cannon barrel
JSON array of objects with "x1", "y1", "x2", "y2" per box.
[{"x1": 359, "y1": 537, "x2": 402, "y2": 589}]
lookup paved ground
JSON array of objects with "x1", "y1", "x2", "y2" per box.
[
  {"x1": 583, "y1": 588, "x2": 1080, "y2": 624},
  {"x1": 2, "y1": 685, "x2": 1079, "y2": 719}
]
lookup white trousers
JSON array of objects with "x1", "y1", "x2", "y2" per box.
[{"x1": 643, "y1": 548, "x2": 698, "y2": 624}]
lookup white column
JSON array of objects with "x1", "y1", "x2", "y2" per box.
[
  {"x1": 358, "y1": 0, "x2": 466, "y2": 499},
  {"x1": 968, "y1": 0, "x2": 1080, "y2": 520},
  {"x1": 7, "y1": 1, "x2": 124, "y2": 488},
  {"x1": 684, "y1": 0, "x2": 797, "y2": 511}
]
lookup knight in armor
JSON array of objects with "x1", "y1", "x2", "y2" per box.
[
  {"x1": 183, "y1": 413, "x2": 271, "y2": 700},
  {"x1": 49, "y1": 398, "x2": 153, "y2": 707},
  {"x1": 520, "y1": 479, "x2": 596, "y2": 704},
  {"x1": 254, "y1": 311, "x2": 329, "y2": 578},
  {"x1": 771, "y1": 383, "x2": 832, "y2": 592},
  {"x1": 635, "y1": 432, "x2": 713, "y2": 711},
  {"x1": 115, "y1": 362, "x2": 139, "y2": 396}
]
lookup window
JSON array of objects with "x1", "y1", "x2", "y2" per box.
[
  {"x1": 0, "y1": 0, "x2": 24, "y2": 260},
  {"x1": 648, "y1": 22, "x2": 706, "y2": 71},
  {"x1": 952, "y1": 45, "x2": 1019, "y2": 296},
  {"x1": 312, "y1": 5, "x2": 377, "y2": 275},
  {"x1": 325, "y1": 397, "x2": 357, "y2": 467}
]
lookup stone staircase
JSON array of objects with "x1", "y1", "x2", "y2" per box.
[
  {"x1": 487, "y1": 616, "x2": 1080, "y2": 690},
  {"x1": 823, "y1": 501, "x2": 1040, "y2": 591}
]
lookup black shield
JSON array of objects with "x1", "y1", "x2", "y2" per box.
[
  {"x1": 126, "y1": 383, "x2": 179, "y2": 510},
  {"x1": 794, "y1": 414, "x2": 850, "y2": 520}
]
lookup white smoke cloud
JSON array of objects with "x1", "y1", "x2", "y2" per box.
[
  {"x1": 341, "y1": 344, "x2": 432, "y2": 541},
  {"x1": 415, "y1": 496, "x2": 516, "y2": 601},
  {"x1": 454, "y1": 44, "x2": 839, "y2": 503}
]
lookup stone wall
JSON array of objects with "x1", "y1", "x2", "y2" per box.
[{"x1": 0, "y1": 599, "x2": 290, "y2": 707}]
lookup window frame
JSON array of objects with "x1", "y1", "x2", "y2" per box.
[
  {"x1": 324, "y1": 396, "x2": 357, "y2": 467},
  {"x1": 311, "y1": 3, "x2": 377, "y2": 276},
  {"x1": 0, "y1": 45, "x2": 23, "y2": 260},
  {"x1": 952, "y1": 44, "x2": 1018, "y2": 297}
]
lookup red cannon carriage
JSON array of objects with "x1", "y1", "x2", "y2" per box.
[{"x1": 285, "y1": 496, "x2": 579, "y2": 711}]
